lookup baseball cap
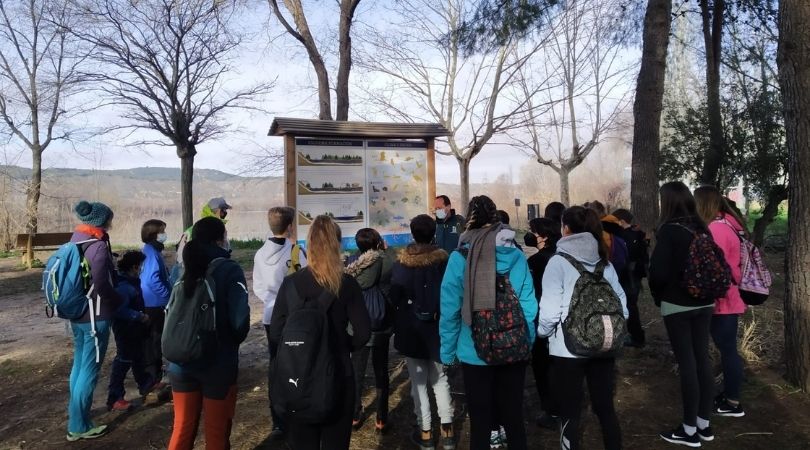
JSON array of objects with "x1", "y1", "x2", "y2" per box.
[{"x1": 207, "y1": 197, "x2": 232, "y2": 210}]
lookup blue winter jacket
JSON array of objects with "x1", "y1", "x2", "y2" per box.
[
  {"x1": 140, "y1": 241, "x2": 172, "y2": 308},
  {"x1": 114, "y1": 273, "x2": 146, "y2": 322},
  {"x1": 440, "y1": 228, "x2": 538, "y2": 365}
]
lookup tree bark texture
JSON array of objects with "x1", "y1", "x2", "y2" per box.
[
  {"x1": 25, "y1": 148, "x2": 42, "y2": 268},
  {"x1": 699, "y1": 0, "x2": 726, "y2": 185},
  {"x1": 458, "y1": 157, "x2": 471, "y2": 213},
  {"x1": 752, "y1": 186, "x2": 787, "y2": 247},
  {"x1": 336, "y1": 0, "x2": 360, "y2": 121},
  {"x1": 559, "y1": 167, "x2": 571, "y2": 207},
  {"x1": 631, "y1": 0, "x2": 672, "y2": 235},
  {"x1": 178, "y1": 145, "x2": 197, "y2": 230},
  {"x1": 778, "y1": 0, "x2": 810, "y2": 392}
]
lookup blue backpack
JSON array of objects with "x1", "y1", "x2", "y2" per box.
[{"x1": 42, "y1": 239, "x2": 98, "y2": 319}]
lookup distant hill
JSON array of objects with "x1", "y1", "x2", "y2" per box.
[{"x1": 0, "y1": 165, "x2": 254, "y2": 182}]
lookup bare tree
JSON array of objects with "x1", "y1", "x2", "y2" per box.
[
  {"x1": 268, "y1": 0, "x2": 360, "y2": 121},
  {"x1": 0, "y1": 0, "x2": 89, "y2": 267},
  {"x1": 778, "y1": 0, "x2": 810, "y2": 392},
  {"x1": 631, "y1": 0, "x2": 671, "y2": 236},
  {"x1": 70, "y1": 0, "x2": 272, "y2": 228},
  {"x1": 515, "y1": 0, "x2": 635, "y2": 205},
  {"x1": 356, "y1": 0, "x2": 546, "y2": 207}
]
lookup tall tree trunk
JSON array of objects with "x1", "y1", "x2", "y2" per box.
[
  {"x1": 752, "y1": 186, "x2": 787, "y2": 247},
  {"x1": 699, "y1": 0, "x2": 726, "y2": 185},
  {"x1": 458, "y1": 157, "x2": 471, "y2": 212},
  {"x1": 178, "y1": 144, "x2": 197, "y2": 229},
  {"x1": 336, "y1": 0, "x2": 359, "y2": 121},
  {"x1": 778, "y1": 0, "x2": 810, "y2": 392},
  {"x1": 631, "y1": 0, "x2": 671, "y2": 236},
  {"x1": 559, "y1": 167, "x2": 571, "y2": 206},
  {"x1": 25, "y1": 148, "x2": 43, "y2": 268}
]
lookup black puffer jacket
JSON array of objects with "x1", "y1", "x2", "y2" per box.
[{"x1": 389, "y1": 244, "x2": 449, "y2": 361}]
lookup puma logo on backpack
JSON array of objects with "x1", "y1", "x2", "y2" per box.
[{"x1": 558, "y1": 253, "x2": 627, "y2": 357}]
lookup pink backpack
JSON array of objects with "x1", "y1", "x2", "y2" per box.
[{"x1": 722, "y1": 218, "x2": 772, "y2": 305}]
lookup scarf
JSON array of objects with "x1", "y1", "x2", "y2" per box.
[
  {"x1": 75, "y1": 223, "x2": 106, "y2": 239},
  {"x1": 458, "y1": 223, "x2": 503, "y2": 326}
]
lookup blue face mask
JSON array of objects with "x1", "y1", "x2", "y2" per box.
[
  {"x1": 157, "y1": 233, "x2": 168, "y2": 243},
  {"x1": 436, "y1": 209, "x2": 447, "y2": 220}
]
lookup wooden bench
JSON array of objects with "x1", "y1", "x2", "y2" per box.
[{"x1": 16, "y1": 232, "x2": 73, "y2": 265}]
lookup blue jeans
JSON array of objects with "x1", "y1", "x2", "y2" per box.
[
  {"x1": 711, "y1": 314, "x2": 743, "y2": 400},
  {"x1": 68, "y1": 320, "x2": 110, "y2": 434}
]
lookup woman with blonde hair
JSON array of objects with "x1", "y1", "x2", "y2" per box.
[
  {"x1": 268, "y1": 215, "x2": 371, "y2": 450},
  {"x1": 694, "y1": 186, "x2": 748, "y2": 418}
]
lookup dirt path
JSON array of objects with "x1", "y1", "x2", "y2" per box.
[{"x1": 1, "y1": 252, "x2": 809, "y2": 450}]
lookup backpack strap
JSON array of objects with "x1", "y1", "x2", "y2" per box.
[{"x1": 556, "y1": 252, "x2": 588, "y2": 275}]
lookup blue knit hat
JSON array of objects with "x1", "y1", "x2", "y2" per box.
[{"x1": 74, "y1": 200, "x2": 114, "y2": 227}]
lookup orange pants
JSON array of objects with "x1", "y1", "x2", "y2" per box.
[{"x1": 168, "y1": 385, "x2": 237, "y2": 450}]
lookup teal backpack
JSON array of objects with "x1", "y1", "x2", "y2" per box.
[{"x1": 42, "y1": 239, "x2": 98, "y2": 320}]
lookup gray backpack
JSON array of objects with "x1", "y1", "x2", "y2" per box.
[
  {"x1": 162, "y1": 257, "x2": 228, "y2": 365},
  {"x1": 558, "y1": 253, "x2": 627, "y2": 357}
]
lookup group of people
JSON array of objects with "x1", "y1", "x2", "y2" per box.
[{"x1": 60, "y1": 181, "x2": 751, "y2": 450}]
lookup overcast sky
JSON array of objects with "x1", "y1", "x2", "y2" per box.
[{"x1": 1, "y1": 0, "x2": 633, "y2": 186}]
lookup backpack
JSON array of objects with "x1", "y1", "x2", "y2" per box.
[
  {"x1": 675, "y1": 224, "x2": 733, "y2": 301},
  {"x1": 408, "y1": 266, "x2": 440, "y2": 322},
  {"x1": 558, "y1": 253, "x2": 627, "y2": 358},
  {"x1": 363, "y1": 286, "x2": 387, "y2": 330},
  {"x1": 270, "y1": 281, "x2": 340, "y2": 424},
  {"x1": 720, "y1": 219, "x2": 772, "y2": 305},
  {"x1": 42, "y1": 239, "x2": 99, "y2": 320},
  {"x1": 162, "y1": 257, "x2": 227, "y2": 365},
  {"x1": 456, "y1": 247, "x2": 531, "y2": 365},
  {"x1": 287, "y1": 243, "x2": 304, "y2": 275}
]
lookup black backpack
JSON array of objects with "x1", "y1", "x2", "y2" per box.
[
  {"x1": 270, "y1": 281, "x2": 340, "y2": 424},
  {"x1": 558, "y1": 253, "x2": 627, "y2": 357},
  {"x1": 162, "y1": 258, "x2": 227, "y2": 365}
]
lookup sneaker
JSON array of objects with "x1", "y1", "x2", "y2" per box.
[
  {"x1": 490, "y1": 429, "x2": 504, "y2": 449},
  {"x1": 714, "y1": 399, "x2": 745, "y2": 417},
  {"x1": 411, "y1": 429, "x2": 435, "y2": 450},
  {"x1": 108, "y1": 399, "x2": 132, "y2": 412},
  {"x1": 66, "y1": 425, "x2": 108, "y2": 442},
  {"x1": 537, "y1": 412, "x2": 559, "y2": 430},
  {"x1": 269, "y1": 425, "x2": 284, "y2": 440},
  {"x1": 660, "y1": 425, "x2": 701, "y2": 448},
  {"x1": 697, "y1": 427, "x2": 714, "y2": 442},
  {"x1": 375, "y1": 419, "x2": 388, "y2": 434},
  {"x1": 440, "y1": 423, "x2": 456, "y2": 450},
  {"x1": 352, "y1": 410, "x2": 366, "y2": 431}
]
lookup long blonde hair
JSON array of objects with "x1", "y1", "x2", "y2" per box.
[
  {"x1": 307, "y1": 215, "x2": 344, "y2": 296},
  {"x1": 694, "y1": 185, "x2": 747, "y2": 233}
]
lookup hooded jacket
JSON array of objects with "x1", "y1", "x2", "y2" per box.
[
  {"x1": 537, "y1": 232, "x2": 628, "y2": 359},
  {"x1": 440, "y1": 228, "x2": 537, "y2": 365},
  {"x1": 389, "y1": 244, "x2": 449, "y2": 361},
  {"x1": 346, "y1": 249, "x2": 394, "y2": 334},
  {"x1": 253, "y1": 237, "x2": 308, "y2": 324},
  {"x1": 70, "y1": 225, "x2": 123, "y2": 323},
  {"x1": 140, "y1": 241, "x2": 172, "y2": 308},
  {"x1": 708, "y1": 213, "x2": 746, "y2": 315}
]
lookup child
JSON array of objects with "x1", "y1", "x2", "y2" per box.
[
  {"x1": 108, "y1": 250, "x2": 154, "y2": 411},
  {"x1": 253, "y1": 206, "x2": 307, "y2": 439},
  {"x1": 389, "y1": 215, "x2": 455, "y2": 449}
]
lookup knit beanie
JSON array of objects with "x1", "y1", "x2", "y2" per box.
[{"x1": 74, "y1": 200, "x2": 114, "y2": 227}]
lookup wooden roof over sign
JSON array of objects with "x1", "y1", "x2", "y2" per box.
[{"x1": 269, "y1": 117, "x2": 451, "y2": 138}]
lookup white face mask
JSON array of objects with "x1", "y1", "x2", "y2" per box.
[
  {"x1": 157, "y1": 233, "x2": 168, "y2": 243},
  {"x1": 435, "y1": 209, "x2": 447, "y2": 220}
]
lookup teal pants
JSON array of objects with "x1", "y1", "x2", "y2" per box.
[{"x1": 68, "y1": 320, "x2": 110, "y2": 434}]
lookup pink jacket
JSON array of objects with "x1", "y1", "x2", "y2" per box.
[{"x1": 708, "y1": 214, "x2": 747, "y2": 315}]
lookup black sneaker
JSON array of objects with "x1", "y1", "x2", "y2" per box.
[
  {"x1": 536, "y1": 412, "x2": 559, "y2": 430},
  {"x1": 714, "y1": 398, "x2": 745, "y2": 417},
  {"x1": 411, "y1": 429, "x2": 435, "y2": 450},
  {"x1": 660, "y1": 425, "x2": 701, "y2": 448},
  {"x1": 697, "y1": 427, "x2": 714, "y2": 442},
  {"x1": 440, "y1": 424, "x2": 456, "y2": 450}
]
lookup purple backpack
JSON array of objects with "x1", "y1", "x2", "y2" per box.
[{"x1": 720, "y1": 219, "x2": 772, "y2": 305}]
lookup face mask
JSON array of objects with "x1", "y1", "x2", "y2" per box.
[
  {"x1": 435, "y1": 209, "x2": 447, "y2": 220},
  {"x1": 157, "y1": 233, "x2": 168, "y2": 243}
]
